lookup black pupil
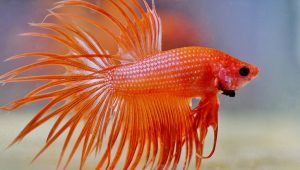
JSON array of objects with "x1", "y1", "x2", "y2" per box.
[{"x1": 239, "y1": 66, "x2": 250, "y2": 76}]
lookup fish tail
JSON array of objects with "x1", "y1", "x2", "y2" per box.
[
  {"x1": 0, "y1": 53, "x2": 121, "y2": 169},
  {"x1": 0, "y1": 13, "x2": 118, "y2": 166}
]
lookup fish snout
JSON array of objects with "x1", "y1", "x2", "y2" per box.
[{"x1": 251, "y1": 65, "x2": 260, "y2": 78}]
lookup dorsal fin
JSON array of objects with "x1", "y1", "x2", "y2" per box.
[{"x1": 53, "y1": 0, "x2": 162, "y2": 62}]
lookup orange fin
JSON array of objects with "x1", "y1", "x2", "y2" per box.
[
  {"x1": 54, "y1": 0, "x2": 162, "y2": 61},
  {"x1": 92, "y1": 94, "x2": 194, "y2": 170},
  {"x1": 193, "y1": 95, "x2": 219, "y2": 169}
]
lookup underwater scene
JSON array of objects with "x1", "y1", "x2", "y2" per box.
[{"x1": 0, "y1": 0, "x2": 299, "y2": 170}]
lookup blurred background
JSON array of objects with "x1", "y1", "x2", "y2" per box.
[{"x1": 0, "y1": 0, "x2": 299, "y2": 169}]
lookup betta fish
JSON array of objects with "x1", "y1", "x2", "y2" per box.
[{"x1": 0, "y1": 0, "x2": 259, "y2": 169}]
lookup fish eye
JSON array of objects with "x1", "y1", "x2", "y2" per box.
[{"x1": 239, "y1": 66, "x2": 250, "y2": 77}]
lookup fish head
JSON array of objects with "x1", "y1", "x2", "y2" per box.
[{"x1": 213, "y1": 54, "x2": 259, "y2": 95}]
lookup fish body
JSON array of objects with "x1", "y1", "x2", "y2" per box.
[
  {"x1": 111, "y1": 47, "x2": 216, "y2": 96},
  {"x1": 111, "y1": 47, "x2": 258, "y2": 96},
  {"x1": 0, "y1": 0, "x2": 259, "y2": 169}
]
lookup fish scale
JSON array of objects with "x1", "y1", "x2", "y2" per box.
[{"x1": 111, "y1": 47, "x2": 219, "y2": 95}]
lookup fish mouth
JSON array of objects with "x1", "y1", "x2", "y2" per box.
[{"x1": 217, "y1": 82, "x2": 236, "y2": 97}]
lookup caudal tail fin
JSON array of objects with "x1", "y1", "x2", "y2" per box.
[
  {"x1": 0, "y1": 6, "x2": 122, "y2": 168},
  {"x1": 0, "y1": 51, "x2": 118, "y2": 168}
]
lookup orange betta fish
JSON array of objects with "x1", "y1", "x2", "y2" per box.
[{"x1": 0, "y1": 0, "x2": 259, "y2": 169}]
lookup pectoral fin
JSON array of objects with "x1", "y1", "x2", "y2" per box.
[{"x1": 192, "y1": 95, "x2": 219, "y2": 169}]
